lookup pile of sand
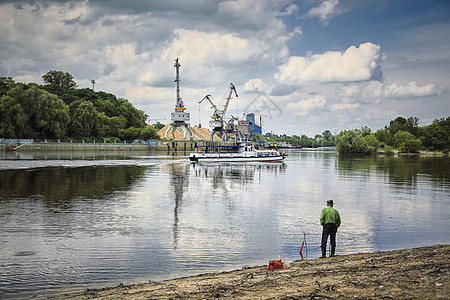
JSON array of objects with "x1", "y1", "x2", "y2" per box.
[{"x1": 157, "y1": 124, "x2": 222, "y2": 141}]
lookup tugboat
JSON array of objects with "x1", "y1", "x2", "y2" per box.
[{"x1": 189, "y1": 142, "x2": 287, "y2": 163}]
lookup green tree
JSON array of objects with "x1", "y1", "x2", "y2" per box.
[
  {"x1": 419, "y1": 123, "x2": 447, "y2": 150},
  {"x1": 360, "y1": 126, "x2": 372, "y2": 137},
  {"x1": 141, "y1": 126, "x2": 160, "y2": 140},
  {"x1": 119, "y1": 127, "x2": 142, "y2": 141},
  {"x1": 0, "y1": 95, "x2": 29, "y2": 138},
  {"x1": 42, "y1": 70, "x2": 77, "y2": 89},
  {"x1": 322, "y1": 130, "x2": 332, "y2": 140},
  {"x1": 364, "y1": 134, "x2": 380, "y2": 153},
  {"x1": 374, "y1": 127, "x2": 393, "y2": 146},
  {"x1": 153, "y1": 122, "x2": 165, "y2": 131},
  {"x1": 8, "y1": 85, "x2": 70, "y2": 138},
  {"x1": 336, "y1": 130, "x2": 373, "y2": 155},
  {"x1": 433, "y1": 117, "x2": 450, "y2": 133},
  {"x1": 431, "y1": 117, "x2": 450, "y2": 150},
  {"x1": 95, "y1": 112, "x2": 126, "y2": 138},
  {"x1": 117, "y1": 98, "x2": 147, "y2": 128},
  {"x1": 394, "y1": 130, "x2": 422, "y2": 153},
  {"x1": 8, "y1": 84, "x2": 70, "y2": 138},
  {"x1": 69, "y1": 101, "x2": 98, "y2": 137},
  {"x1": 0, "y1": 77, "x2": 16, "y2": 97},
  {"x1": 406, "y1": 116, "x2": 419, "y2": 136},
  {"x1": 389, "y1": 117, "x2": 408, "y2": 136},
  {"x1": 299, "y1": 134, "x2": 314, "y2": 147},
  {"x1": 29, "y1": 87, "x2": 70, "y2": 138}
]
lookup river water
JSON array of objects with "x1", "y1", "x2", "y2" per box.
[{"x1": 0, "y1": 149, "x2": 449, "y2": 298}]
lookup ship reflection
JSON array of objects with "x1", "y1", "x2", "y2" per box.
[
  {"x1": 167, "y1": 162, "x2": 287, "y2": 249},
  {"x1": 191, "y1": 162, "x2": 287, "y2": 179},
  {"x1": 167, "y1": 163, "x2": 190, "y2": 250}
]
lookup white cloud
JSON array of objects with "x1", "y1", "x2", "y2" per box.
[
  {"x1": 163, "y1": 29, "x2": 266, "y2": 66},
  {"x1": 288, "y1": 94, "x2": 327, "y2": 116},
  {"x1": 104, "y1": 44, "x2": 150, "y2": 82},
  {"x1": 126, "y1": 86, "x2": 172, "y2": 106},
  {"x1": 280, "y1": 3, "x2": 299, "y2": 16},
  {"x1": 243, "y1": 78, "x2": 269, "y2": 93},
  {"x1": 274, "y1": 42, "x2": 382, "y2": 84},
  {"x1": 338, "y1": 81, "x2": 444, "y2": 105},
  {"x1": 307, "y1": 0, "x2": 344, "y2": 25},
  {"x1": 330, "y1": 102, "x2": 360, "y2": 111},
  {"x1": 384, "y1": 82, "x2": 444, "y2": 97}
]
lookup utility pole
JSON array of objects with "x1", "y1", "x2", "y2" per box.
[{"x1": 91, "y1": 80, "x2": 95, "y2": 91}]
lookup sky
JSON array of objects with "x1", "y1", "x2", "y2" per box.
[{"x1": 1, "y1": 0, "x2": 449, "y2": 137}]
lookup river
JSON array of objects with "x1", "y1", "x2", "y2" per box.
[{"x1": 0, "y1": 149, "x2": 449, "y2": 299}]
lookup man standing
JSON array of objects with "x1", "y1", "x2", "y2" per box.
[{"x1": 320, "y1": 200, "x2": 341, "y2": 258}]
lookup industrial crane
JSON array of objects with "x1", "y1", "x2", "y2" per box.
[
  {"x1": 199, "y1": 83, "x2": 238, "y2": 141},
  {"x1": 164, "y1": 58, "x2": 193, "y2": 140}
]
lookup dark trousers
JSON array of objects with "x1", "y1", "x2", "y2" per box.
[{"x1": 321, "y1": 223, "x2": 337, "y2": 249}]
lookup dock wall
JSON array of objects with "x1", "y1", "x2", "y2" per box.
[
  {"x1": 11, "y1": 143, "x2": 152, "y2": 152},
  {"x1": 1, "y1": 139, "x2": 220, "y2": 152}
]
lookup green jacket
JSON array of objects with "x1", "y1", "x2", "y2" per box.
[{"x1": 320, "y1": 206, "x2": 341, "y2": 228}]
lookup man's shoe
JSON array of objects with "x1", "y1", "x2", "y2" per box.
[{"x1": 320, "y1": 247, "x2": 327, "y2": 258}]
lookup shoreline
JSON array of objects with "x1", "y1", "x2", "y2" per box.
[{"x1": 49, "y1": 244, "x2": 449, "y2": 299}]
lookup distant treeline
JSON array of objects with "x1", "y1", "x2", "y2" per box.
[
  {"x1": 0, "y1": 71, "x2": 160, "y2": 142},
  {"x1": 266, "y1": 116, "x2": 450, "y2": 154},
  {"x1": 336, "y1": 116, "x2": 450, "y2": 155},
  {"x1": 265, "y1": 129, "x2": 335, "y2": 148}
]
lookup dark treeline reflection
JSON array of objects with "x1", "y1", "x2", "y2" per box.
[
  {"x1": 0, "y1": 165, "x2": 148, "y2": 203},
  {"x1": 337, "y1": 155, "x2": 450, "y2": 186}
]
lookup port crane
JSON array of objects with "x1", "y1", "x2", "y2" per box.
[
  {"x1": 199, "y1": 83, "x2": 238, "y2": 141},
  {"x1": 164, "y1": 58, "x2": 193, "y2": 140}
]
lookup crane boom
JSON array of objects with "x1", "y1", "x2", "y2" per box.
[
  {"x1": 222, "y1": 83, "x2": 238, "y2": 118},
  {"x1": 174, "y1": 58, "x2": 185, "y2": 111},
  {"x1": 199, "y1": 95, "x2": 220, "y2": 117},
  {"x1": 198, "y1": 83, "x2": 238, "y2": 141}
]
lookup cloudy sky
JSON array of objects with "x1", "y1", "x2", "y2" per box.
[{"x1": 1, "y1": 0, "x2": 449, "y2": 136}]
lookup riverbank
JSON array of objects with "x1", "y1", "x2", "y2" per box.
[
  {"x1": 49, "y1": 244, "x2": 449, "y2": 299},
  {"x1": 0, "y1": 138, "x2": 227, "y2": 152}
]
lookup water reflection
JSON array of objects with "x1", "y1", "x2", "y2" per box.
[
  {"x1": 0, "y1": 150, "x2": 159, "y2": 161},
  {"x1": 0, "y1": 152, "x2": 449, "y2": 299},
  {"x1": 336, "y1": 155, "x2": 450, "y2": 187},
  {"x1": 166, "y1": 163, "x2": 287, "y2": 250},
  {"x1": 0, "y1": 165, "x2": 148, "y2": 202},
  {"x1": 191, "y1": 163, "x2": 286, "y2": 181},
  {"x1": 335, "y1": 154, "x2": 450, "y2": 252},
  {"x1": 167, "y1": 163, "x2": 190, "y2": 250}
]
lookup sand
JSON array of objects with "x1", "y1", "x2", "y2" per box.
[{"x1": 49, "y1": 244, "x2": 449, "y2": 299}]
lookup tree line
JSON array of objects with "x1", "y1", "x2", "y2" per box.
[
  {"x1": 0, "y1": 72, "x2": 160, "y2": 142},
  {"x1": 264, "y1": 130, "x2": 335, "y2": 148},
  {"x1": 336, "y1": 116, "x2": 450, "y2": 155},
  {"x1": 263, "y1": 115, "x2": 449, "y2": 155}
]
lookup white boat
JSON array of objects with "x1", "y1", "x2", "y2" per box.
[{"x1": 189, "y1": 143, "x2": 287, "y2": 163}]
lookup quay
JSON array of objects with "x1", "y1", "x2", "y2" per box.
[{"x1": 0, "y1": 138, "x2": 227, "y2": 152}]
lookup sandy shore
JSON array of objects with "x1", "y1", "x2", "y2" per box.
[{"x1": 49, "y1": 244, "x2": 449, "y2": 299}]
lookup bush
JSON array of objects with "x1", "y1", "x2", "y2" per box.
[
  {"x1": 399, "y1": 139, "x2": 421, "y2": 153},
  {"x1": 336, "y1": 130, "x2": 375, "y2": 155},
  {"x1": 394, "y1": 130, "x2": 422, "y2": 153},
  {"x1": 384, "y1": 145, "x2": 394, "y2": 154},
  {"x1": 364, "y1": 134, "x2": 380, "y2": 153}
]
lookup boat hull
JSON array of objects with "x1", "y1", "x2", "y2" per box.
[{"x1": 189, "y1": 154, "x2": 287, "y2": 163}]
